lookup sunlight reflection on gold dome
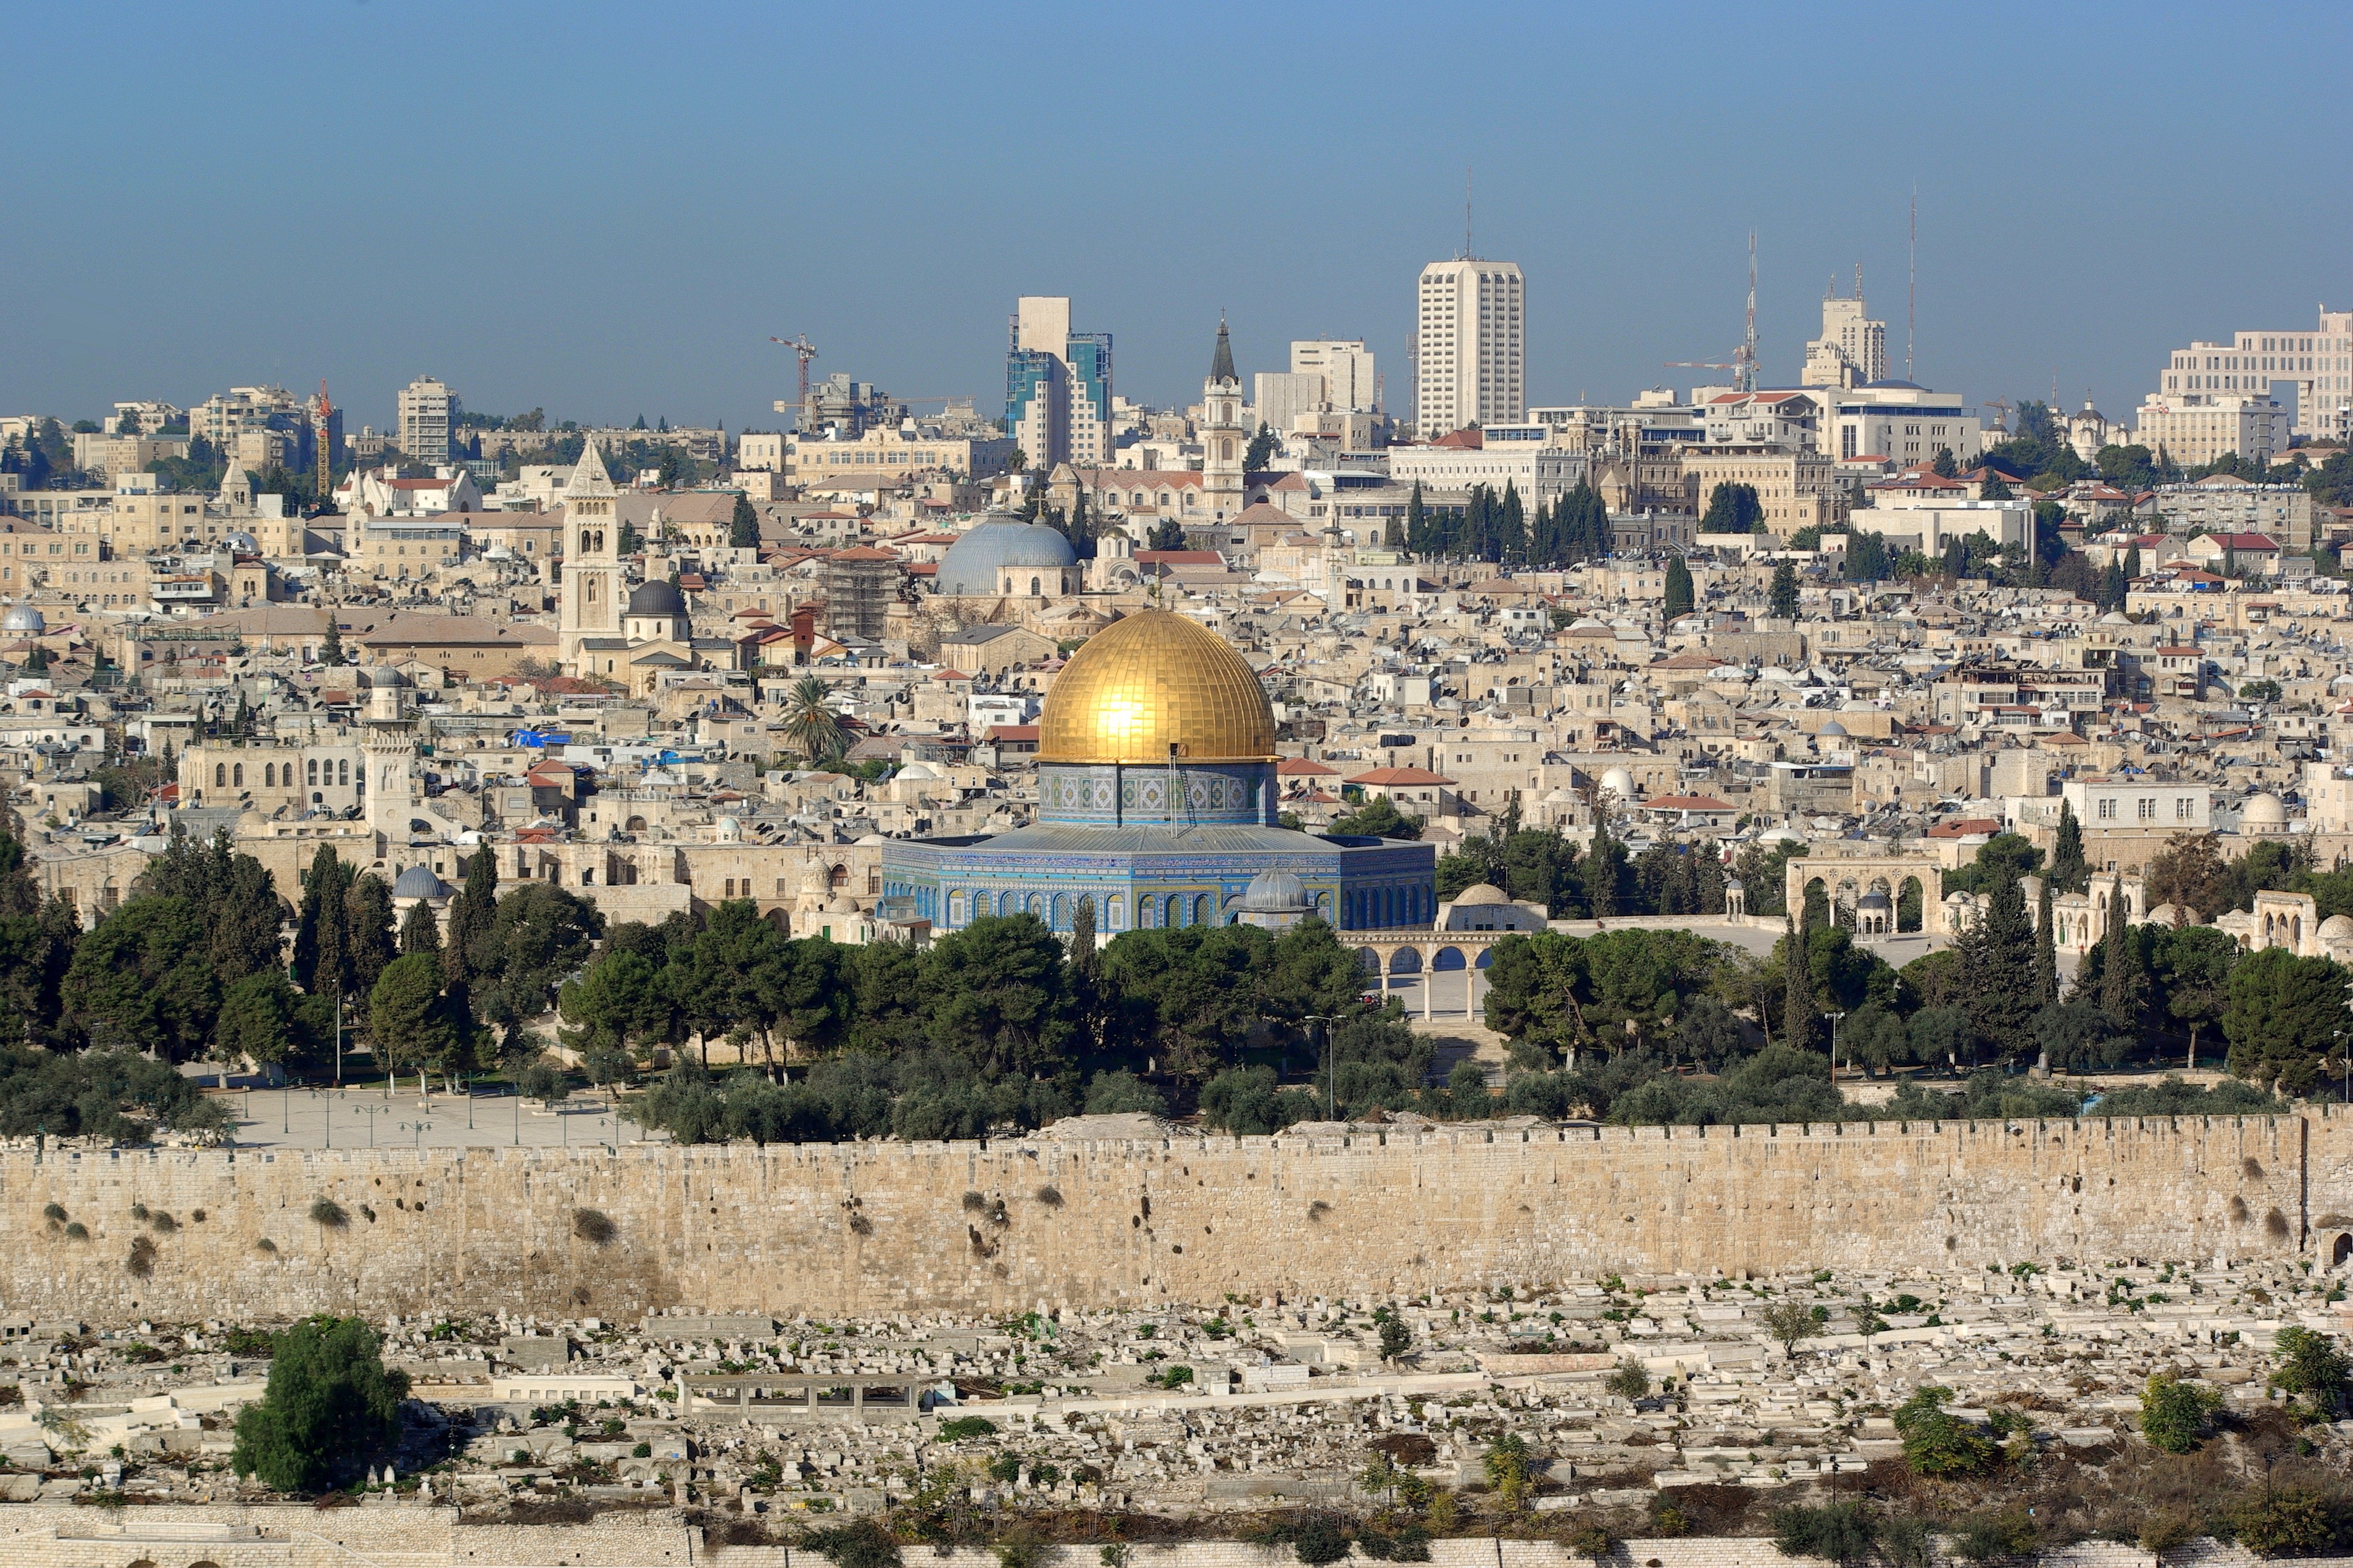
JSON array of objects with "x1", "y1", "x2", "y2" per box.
[{"x1": 1035, "y1": 611, "x2": 1276, "y2": 765}]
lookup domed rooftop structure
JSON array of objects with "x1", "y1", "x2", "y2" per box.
[
  {"x1": 1452, "y1": 882, "x2": 1509, "y2": 906},
  {"x1": 714, "y1": 815, "x2": 743, "y2": 842},
  {"x1": 1238, "y1": 869, "x2": 1310, "y2": 914},
  {"x1": 2146, "y1": 903, "x2": 2184, "y2": 927},
  {"x1": 1600, "y1": 766, "x2": 1637, "y2": 800},
  {"x1": 2242, "y1": 792, "x2": 2287, "y2": 826},
  {"x1": 1857, "y1": 888, "x2": 1891, "y2": 909},
  {"x1": 391, "y1": 864, "x2": 449, "y2": 902},
  {"x1": 627, "y1": 579, "x2": 688, "y2": 618},
  {"x1": 221, "y1": 531, "x2": 259, "y2": 556},
  {"x1": 359, "y1": 665, "x2": 409, "y2": 689},
  {"x1": 2320, "y1": 914, "x2": 2353, "y2": 941},
  {"x1": 1817, "y1": 719, "x2": 1849, "y2": 738},
  {"x1": 1037, "y1": 611, "x2": 1275, "y2": 765},
  {"x1": 935, "y1": 512, "x2": 1078, "y2": 596},
  {"x1": 1, "y1": 606, "x2": 45, "y2": 635}
]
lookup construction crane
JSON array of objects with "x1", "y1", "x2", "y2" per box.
[
  {"x1": 768, "y1": 335, "x2": 818, "y2": 431},
  {"x1": 1981, "y1": 398, "x2": 2014, "y2": 436},
  {"x1": 1667, "y1": 232, "x2": 1760, "y2": 393}
]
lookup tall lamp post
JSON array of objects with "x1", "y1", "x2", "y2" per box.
[
  {"x1": 1828, "y1": 1011, "x2": 1847, "y2": 1080},
  {"x1": 1304, "y1": 1015, "x2": 1335, "y2": 1119}
]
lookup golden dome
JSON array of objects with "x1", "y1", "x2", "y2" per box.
[{"x1": 1036, "y1": 611, "x2": 1276, "y2": 765}]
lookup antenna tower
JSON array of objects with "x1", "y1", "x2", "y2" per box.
[
  {"x1": 1906, "y1": 188, "x2": 1917, "y2": 381},
  {"x1": 1738, "y1": 230, "x2": 1759, "y2": 393},
  {"x1": 1462, "y1": 165, "x2": 1473, "y2": 259}
]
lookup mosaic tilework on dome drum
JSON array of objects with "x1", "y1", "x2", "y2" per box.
[{"x1": 1037, "y1": 611, "x2": 1275, "y2": 765}]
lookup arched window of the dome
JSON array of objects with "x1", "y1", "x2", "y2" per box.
[
  {"x1": 949, "y1": 891, "x2": 967, "y2": 925},
  {"x1": 1192, "y1": 894, "x2": 1211, "y2": 927},
  {"x1": 1107, "y1": 895, "x2": 1125, "y2": 930},
  {"x1": 1051, "y1": 893, "x2": 1068, "y2": 930},
  {"x1": 1139, "y1": 898, "x2": 1155, "y2": 929},
  {"x1": 973, "y1": 891, "x2": 991, "y2": 919}
]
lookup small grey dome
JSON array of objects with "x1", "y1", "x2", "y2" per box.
[
  {"x1": 627, "y1": 579, "x2": 688, "y2": 618},
  {"x1": 359, "y1": 665, "x2": 410, "y2": 690},
  {"x1": 935, "y1": 513, "x2": 1077, "y2": 596},
  {"x1": 1, "y1": 605, "x2": 46, "y2": 635},
  {"x1": 1857, "y1": 890, "x2": 1892, "y2": 910},
  {"x1": 1817, "y1": 719, "x2": 1849, "y2": 737},
  {"x1": 391, "y1": 864, "x2": 449, "y2": 901},
  {"x1": 1238, "y1": 869, "x2": 1311, "y2": 914}
]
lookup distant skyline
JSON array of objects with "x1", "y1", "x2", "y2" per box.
[{"x1": 7, "y1": 2, "x2": 2352, "y2": 440}]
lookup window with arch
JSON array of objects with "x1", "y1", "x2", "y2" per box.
[
  {"x1": 307, "y1": 758, "x2": 319, "y2": 785},
  {"x1": 214, "y1": 763, "x2": 225, "y2": 787},
  {"x1": 1107, "y1": 895, "x2": 1125, "y2": 930},
  {"x1": 950, "y1": 891, "x2": 967, "y2": 925},
  {"x1": 1166, "y1": 894, "x2": 1184, "y2": 928},
  {"x1": 1193, "y1": 893, "x2": 1211, "y2": 926},
  {"x1": 338, "y1": 758, "x2": 350, "y2": 786},
  {"x1": 1051, "y1": 893, "x2": 1068, "y2": 929},
  {"x1": 263, "y1": 762, "x2": 275, "y2": 787}
]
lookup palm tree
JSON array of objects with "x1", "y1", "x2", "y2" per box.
[{"x1": 781, "y1": 675, "x2": 845, "y2": 764}]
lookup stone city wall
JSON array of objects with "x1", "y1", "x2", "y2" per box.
[{"x1": 0, "y1": 1109, "x2": 2345, "y2": 1326}]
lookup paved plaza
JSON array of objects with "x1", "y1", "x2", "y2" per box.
[{"x1": 215, "y1": 1082, "x2": 671, "y2": 1151}]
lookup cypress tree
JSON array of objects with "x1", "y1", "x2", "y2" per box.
[
  {"x1": 1769, "y1": 562, "x2": 1800, "y2": 619},
  {"x1": 1585, "y1": 825, "x2": 1622, "y2": 917},
  {"x1": 1664, "y1": 556, "x2": 1694, "y2": 622},
  {"x1": 1498, "y1": 481, "x2": 1525, "y2": 562},
  {"x1": 2097, "y1": 905, "x2": 2148, "y2": 1038},
  {"x1": 2051, "y1": 801, "x2": 2088, "y2": 894},
  {"x1": 2035, "y1": 877, "x2": 2059, "y2": 1005},
  {"x1": 1783, "y1": 908, "x2": 1818, "y2": 1053},
  {"x1": 399, "y1": 898, "x2": 441, "y2": 956}
]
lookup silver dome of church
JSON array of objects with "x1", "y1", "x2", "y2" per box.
[
  {"x1": 934, "y1": 513, "x2": 1077, "y2": 596},
  {"x1": 1, "y1": 606, "x2": 46, "y2": 635}
]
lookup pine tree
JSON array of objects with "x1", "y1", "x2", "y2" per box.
[
  {"x1": 1783, "y1": 908, "x2": 1818, "y2": 1053},
  {"x1": 1769, "y1": 562, "x2": 1801, "y2": 619},
  {"x1": 728, "y1": 493, "x2": 760, "y2": 548},
  {"x1": 1498, "y1": 481, "x2": 1525, "y2": 562},
  {"x1": 2051, "y1": 801, "x2": 2088, "y2": 894},
  {"x1": 399, "y1": 899, "x2": 441, "y2": 956},
  {"x1": 1404, "y1": 482, "x2": 1425, "y2": 556},
  {"x1": 1584, "y1": 826, "x2": 1622, "y2": 917},
  {"x1": 1664, "y1": 556, "x2": 1694, "y2": 622},
  {"x1": 1959, "y1": 868, "x2": 2041, "y2": 1061},
  {"x1": 2035, "y1": 878, "x2": 2059, "y2": 1005},
  {"x1": 320, "y1": 610, "x2": 345, "y2": 667}
]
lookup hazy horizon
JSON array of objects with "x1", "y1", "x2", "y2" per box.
[{"x1": 7, "y1": 2, "x2": 2351, "y2": 438}]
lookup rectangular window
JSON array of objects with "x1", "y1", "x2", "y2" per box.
[
  {"x1": 2138, "y1": 798, "x2": 2155, "y2": 820},
  {"x1": 2097, "y1": 798, "x2": 2116, "y2": 820}
]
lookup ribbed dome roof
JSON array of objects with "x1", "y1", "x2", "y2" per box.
[
  {"x1": 1, "y1": 606, "x2": 45, "y2": 634},
  {"x1": 628, "y1": 579, "x2": 688, "y2": 617},
  {"x1": 391, "y1": 864, "x2": 449, "y2": 901},
  {"x1": 935, "y1": 513, "x2": 1077, "y2": 596},
  {"x1": 1239, "y1": 869, "x2": 1310, "y2": 913},
  {"x1": 1037, "y1": 611, "x2": 1275, "y2": 765}
]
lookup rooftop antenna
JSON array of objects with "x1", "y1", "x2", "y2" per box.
[
  {"x1": 1906, "y1": 188, "x2": 1917, "y2": 380},
  {"x1": 1462, "y1": 165, "x2": 1473, "y2": 260}
]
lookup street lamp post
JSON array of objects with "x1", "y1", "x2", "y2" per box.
[
  {"x1": 1828, "y1": 1011, "x2": 1847, "y2": 1079},
  {"x1": 354, "y1": 1102, "x2": 387, "y2": 1148},
  {"x1": 1304, "y1": 1015, "x2": 1335, "y2": 1119},
  {"x1": 399, "y1": 1120, "x2": 430, "y2": 1149}
]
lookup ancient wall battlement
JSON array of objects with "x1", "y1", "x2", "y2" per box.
[{"x1": 0, "y1": 1108, "x2": 2344, "y2": 1325}]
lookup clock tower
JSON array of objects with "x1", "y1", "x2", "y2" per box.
[{"x1": 1201, "y1": 318, "x2": 1244, "y2": 522}]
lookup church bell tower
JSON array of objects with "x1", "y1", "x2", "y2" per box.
[
  {"x1": 1201, "y1": 318, "x2": 1244, "y2": 522},
  {"x1": 559, "y1": 440, "x2": 623, "y2": 672}
]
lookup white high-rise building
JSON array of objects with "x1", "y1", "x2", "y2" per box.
[
  {"x1": 2153, "y1": 311, "x2": 2353, "y2": 440},
  {"x1": 1291, "y1": 340, "x2": 1378, "y2": 411},
  {"x1": 1801, "y1": 281, "x2": 1888, "y2": 389},
  {"x1": 1005, "y1": 296, "x2": 1114, "y2": 468},
  {"x1": 1252, "y1": 372, "x2": 1325, "y2": 437},
  {"x1": 396, "y1": 375, "x2": 460, "y2": 464},
  {"x1": 1414, "y1": 259, "x2": 1524, "y2": 438}
]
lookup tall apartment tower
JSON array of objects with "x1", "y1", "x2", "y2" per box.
[
  {"x1": 1414, "y1": 260, "x2": 1523, "y2": 438},
  {"x1": 396, "y1": 375, "x2": 460, "y2": 464},
  {"x1": 1292, "y1": 340, "x2": 1378, "y2": 411},
  {"x1": 1802, "y1": 279, "x2": 1888, "y2": 388},
  {"x1": 1005, "y1": 296, "x2": 1114, "y2": 469},
  {"x1": 559, "y1": 441, "x2": 623, "y2": 672}
]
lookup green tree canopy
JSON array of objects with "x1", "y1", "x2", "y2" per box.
[{"x1": 231, "y1": 1315, "x2": 409, "y2": 1492}]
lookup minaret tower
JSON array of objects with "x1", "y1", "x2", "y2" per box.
[
  {"x1": 1201, "y1": 318, "x2": 1244, "y2": 522},
  {"x1": 559, "y1": 440, "x2": 623, "y2": 671}
]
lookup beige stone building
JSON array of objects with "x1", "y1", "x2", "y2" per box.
[{"x1": 1679, "y1": 446, "x2": 1847, "y2": 532}]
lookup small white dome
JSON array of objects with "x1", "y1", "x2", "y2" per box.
[
  {"x1": 2320, "y1": 914, "x2": 2353, "y2": 940},
  {"x1": 897, "y1": 761, "x2": 939, "y2": 780},
  {"x1": 1452, "y1": 882, "x2": 1509, "y2": 907},
  {"x1": 715, "y1": 815, "x2": 743, "y2": 842},
  {"x1": 2145, "y1": 903, "x2": 2182, "y2": 926},
  {"x1": 1754, "y1": 827, "x2": 1806, "y2": 846},
  {"x1": 2242, "y1": 793, "x2": 2286, "y2": 825},
  {"x1": 1601, "y1": 767, "x2": 1637, "y2": 799}
]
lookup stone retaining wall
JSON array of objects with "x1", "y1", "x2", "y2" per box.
[{"x1": 0, "y1": 1107, "x2": 2344, "y2": 1324}]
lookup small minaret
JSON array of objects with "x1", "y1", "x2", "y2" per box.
[{"x1": 1201, "y1": 318, "x2": 1244, "y2": 522}]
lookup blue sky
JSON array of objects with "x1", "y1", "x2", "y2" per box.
[{"x1": 8, "y1": 2, "x2": 2351, "y2": 436}]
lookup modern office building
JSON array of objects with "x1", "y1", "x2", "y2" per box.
[
  {"x1": 2132, "y1": 392, "x2": 2291, "y2": 469},
  {"x1": 396, "y1": 376, "x2": 460, "y2": 464},
  {"x1": 1291, "y1": 340, "x2": 1378, "y2": 411},
  {"x1": 1415, "y1": 259, "x2": 1524, "y2": 437},
  {"x1": 1005, "y1": 296, "x2": 1114, "y2": 469},
  {"x1": 2152, "y1": 311, "x2": 2353, "y2": 440}
]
